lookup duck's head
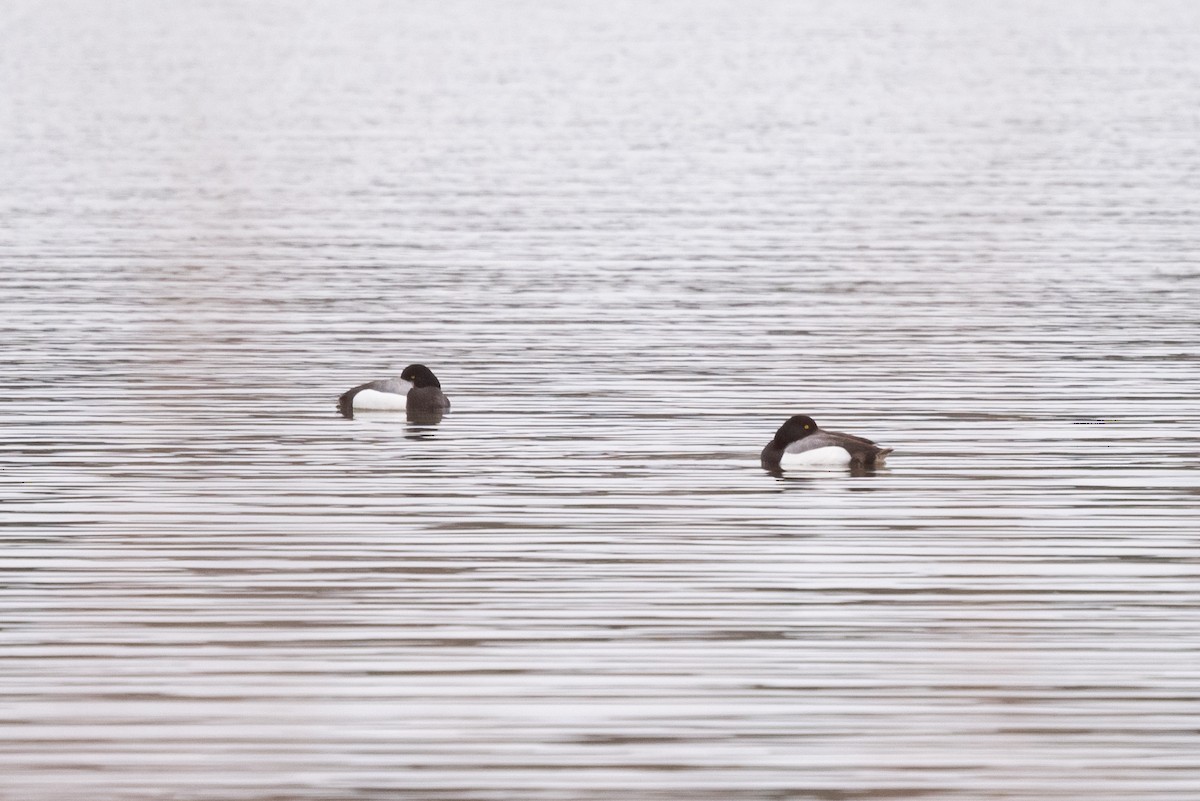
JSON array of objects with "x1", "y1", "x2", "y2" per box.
[
  {"x1": 400, "y1": 364, "x2": 441, "y2": 389},
  {"x1": 774, "y1": 414, "x2": 818, "y2": 445}
]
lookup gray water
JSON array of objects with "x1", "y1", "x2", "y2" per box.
[{"x1": 3, "y1": 1, "x2": 1200, "y2": 799}]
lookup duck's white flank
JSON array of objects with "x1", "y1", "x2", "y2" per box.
[
  {"x1": 351, "y1": 388, "x2": 407, "y2": 411},
  {"x1": 779, "y1": 446, "x2": 853, "y2": 469}
]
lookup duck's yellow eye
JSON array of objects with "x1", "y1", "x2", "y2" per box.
[{"x1": 803, "y1": 424, "x2": 810, "y2": 429}]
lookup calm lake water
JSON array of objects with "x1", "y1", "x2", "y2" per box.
[{"x1": 3, "y1": 1, "x2": 1199, "y2": 799}]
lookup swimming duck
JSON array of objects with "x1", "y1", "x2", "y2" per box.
[
  {"x1": 761, "y1": 414, "x2": 891, "y2": 471},
  {"x1": 338, "y1": 364, "x2": 450, "y2": 418}
]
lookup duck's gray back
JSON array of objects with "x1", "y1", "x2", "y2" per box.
[{"x1": 785, "y1": 429, "x2": 887, "y2": 462}]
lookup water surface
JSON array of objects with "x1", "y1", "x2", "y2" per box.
[{"x1": 2, "y1": 1, "x2": 1200, "y2": 799}]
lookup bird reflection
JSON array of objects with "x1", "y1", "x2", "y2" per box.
[
  {"x1": 405, "y1": 408, "x2": 445, "y2": 427},
  {"x1": 405, "y1": 416, "x2": 443, "y2": 440},
  {"x1": 765, "y1": 463, "x2": 883, "y2": 481},
  {"x1": 337, "y1": 408, "x2": 445, "y2": 435}
]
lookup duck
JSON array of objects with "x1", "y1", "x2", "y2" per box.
[
  {"x1": 337, "y1": 364, "x2": 450, "y2": 419},
  {"x1": 761, "y1": 414, "x2": 891, "y2": 471}
]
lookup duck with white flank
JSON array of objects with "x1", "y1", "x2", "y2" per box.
[
  {"x1": 761, "y1": 415, "x2": 891, "y2": 471},
  {"x1": 338, "y1": 364, "x2": 450, "y2": 419}
]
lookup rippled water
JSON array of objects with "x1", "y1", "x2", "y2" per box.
[{"x1": 3, "y1": 1, "x2": 1200, "y2": 799}]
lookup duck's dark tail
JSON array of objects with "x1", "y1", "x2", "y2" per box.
[{"x1": 336, "y1": 389, "x2": 356, "y2": 417}]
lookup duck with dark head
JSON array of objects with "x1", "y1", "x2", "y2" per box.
[
  {"x1": 761, "y1": 414, "x2": 891, "y2": 472},
  {"x1": 338, "y1": 363, "x2": 450, "y2": 422}
]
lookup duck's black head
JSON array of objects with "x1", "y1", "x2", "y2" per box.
[
  {"x1": 773, "y1": 415, "x2": 818, "y2": 445},
  {"x1": 401, "y1": 364, "x2": 441, "y2": 389}
]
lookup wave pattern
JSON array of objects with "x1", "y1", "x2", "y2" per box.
[{"x1": 2, "y1": 1, "x2": 1199, "y2": 799}]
